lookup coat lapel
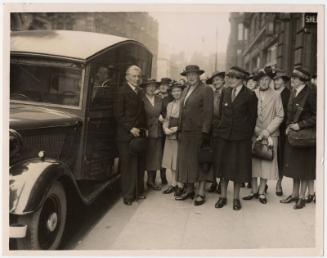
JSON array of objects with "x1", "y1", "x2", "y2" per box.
[
  {"x1": 231, "y1": 85, "x2": 245, "y2": 105},
  {"x1": 183, "y1": 82, "x2": 201, "y2": 106}
]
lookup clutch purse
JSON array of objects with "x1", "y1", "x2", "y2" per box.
[
  {"x1": 287, "y1": 128, "x2": 316, "y2": 147},
  {"x1": 168, "y1": 117, "x2": 179, "y2": 128},
  {"x1": 252, "y1": 139, "x2": 274, "y2": 161}
]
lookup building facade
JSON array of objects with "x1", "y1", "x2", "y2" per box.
[
  {"x1": 11, "y1": 12, "x2": 159, "y2": 76},
  {"x1": 226, "y1": 12, "x2": 317, "y2": 77}
]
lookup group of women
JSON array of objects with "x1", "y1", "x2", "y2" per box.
[{"x1": 139, "y1": 64, "x2": 316, "y2": 211}]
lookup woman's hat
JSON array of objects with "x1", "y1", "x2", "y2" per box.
[
  {"x1": 206, "y1": 71, "x2": 225, "y2": 84},
  {"x1": 141, "y1": 78, "x2": 159, "y2": 88},
  {"x1": 291, "y1": 67, "x2": 311, "y2": 81},
  {"x1": 226, "y1": 66, "x2": 249, "y2": 80},
  {"x1": 160, "y1": 77, "x2": 172, "y2": 85},
  {"x1": 180, "y1": 65, "x2": 205, "y2": 76},
  {"x1": 273, "y1": 69, "x2": 290, "y2": 82}
]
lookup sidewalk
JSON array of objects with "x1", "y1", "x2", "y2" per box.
[{"x1": 68, "y1": 176, "x2": 315, "y2": 250}]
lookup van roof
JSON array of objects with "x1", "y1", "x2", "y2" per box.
[{"x1": 11, "y1": 30, "x2": 138, "y2": 61}]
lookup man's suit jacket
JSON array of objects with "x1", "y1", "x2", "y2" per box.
[
  {"x1": 114, "y1": 82, "x2": 147, "y2": 142},
  {"x1": 216, "y1": 85, "x2": 258, "y2": 141},
  {"x1": 287, "y1": 84, "x2": 316, "y2": 129},
  {"x1": 179, "y1": 82, "x2": 213, "y2": 133}
]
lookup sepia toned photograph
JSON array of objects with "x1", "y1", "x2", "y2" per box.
[{"x1": 2, "y1": 2, "x2": 324, "y2": 256}]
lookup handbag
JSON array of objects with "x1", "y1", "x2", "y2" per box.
[
  {"x1": 168, "y1": 117, "x2": 179, "y2": 128},
  {"x1": 287, "y1": 89, "x2": 316, "y2": 147},
  {"x1": 252, "y1": 139, "x2": 274, "y2": 161},
  {"x1": 288, "y1": 128, "x2": 316, "y2": 147}
]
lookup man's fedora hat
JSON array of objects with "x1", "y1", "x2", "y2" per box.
[
  {"x1": 226, "y1": 66, "x2": 249, "y2": 80},
  {"x1": 141, "y1": 78, "x2": 159, "y2": 88},
  {"x1": 273, "y1": 69, "x2": 290, "y2": 82},
  {"x1": 160, "y1": 77, "x2": 172, "y2": 85},
  {"x1": 206, "y1": 71, "x2": 225, "y2": 84},
  {"x1": 291, "y1": 67, "x2": 311, "y2": 81},
  {"x1": 180, "y1": 65, "x2": 205, "y2": 76}
]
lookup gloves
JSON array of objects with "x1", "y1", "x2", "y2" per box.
[{"x1": 201, "y1": 132, "x2": 211, "y2": 147}]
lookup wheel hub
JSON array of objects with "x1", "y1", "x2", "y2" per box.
[{"x1": 46, "y1": 212, "x2": 58, "y2": 232}]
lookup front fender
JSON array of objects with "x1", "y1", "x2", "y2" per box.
[{"x1": 10, "y1": 158, "x2": 75, "y2": 215}]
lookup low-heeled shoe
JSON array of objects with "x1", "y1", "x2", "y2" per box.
[
  {"x1": 215, "y1": 197, "x2": 227, "y2": 208},
  {"x1": 280, "y1": 195, "x2": 299, "y2": 204}
]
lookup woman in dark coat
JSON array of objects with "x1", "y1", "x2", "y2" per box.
[
  {"x1": 142, "y1": 79, "x2": 164, "y2": 191},
  {"x1": 175, "y1": 65, "x2": 213, "y2": 206},
  {"x1": 213, "y1": 66, "x2": 258, "y2": 211},
  {"x1": 273, "y1": 70, "x2": 291, "y2": 196},
  {"x1": 280, "y1": 67, "x2": 316, "y2": 209}
]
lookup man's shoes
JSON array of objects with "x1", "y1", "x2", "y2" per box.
[
  {"x1": 147, "y1": 182, "x2": 161, "y2": 191},
  {"x1": 175, "y1": 191, "x2": 195, "y2": 201},
  {"x1": 215, "y1": 197, "x2": 227, "y2": 208},
  {"x1": 242, "y1": 192, "x2": 259, "y2": 200},
  {"x1": 163, "y1": 185, "x2": 176, "y2": 194},
  {"x1": 174, "y1": 187, "x2": 184, "y2": 197},
  {"x1": 123, "y1": 199, "x2": 133, "y2": 206},
  {"x1": 194, "y1": 194, "x2": 206, "y2": 206},
  {"x1": 280, "y1": 195, "x2": 299, "y2": 204},
  {"x1": 294, "y1": 198, "x2": 306, "y2": 209},
  {"x1": 233, "y1": 199, "x2": 242, "y2": 210}
]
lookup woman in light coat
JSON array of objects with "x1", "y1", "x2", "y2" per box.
[
  {"x1": 162, "y1": 82, "x2": 184, "y2": 196},
  {"x1": 243, "y1": 70, "x2": 284, "y2": 204}
]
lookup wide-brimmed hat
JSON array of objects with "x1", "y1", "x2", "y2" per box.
[
  {"x1": 206, "y1": 71, "x2": 225, "y2": 84},
  {"x1": 160, "y1": 77, "x2": 172, "y2": 85},
  {"x1": 180, "y1": 65, "x2": 205, "y2": 76},
  {"x1": 273, "y1": 69, "x2": 290, "y2": 82},
  {"x1": 226, "y1": 66, "x2": 249, "y2": 80},
  {"x1": 291, "y1": 67, "x2": 311, "y2": 81},
  {"x1": 141, "y1": 78, "x2": 159, "y2": 88}
]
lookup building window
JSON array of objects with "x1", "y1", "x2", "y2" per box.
[
  {"x1": 244, "y1": 28, "x2": 248, "y2": 40},
  {"x1": 238, "y1": 23, "x2": 243, "y2": 40},
  {"x1": 266, "y1": 43, "x2": 278, "y2": 66}
]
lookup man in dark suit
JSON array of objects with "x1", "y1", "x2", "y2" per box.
[
  {"x1": 213, "y1": 66, "x2": 258, "y2": 210},
  {"x1": 114, "y1": 65, "x2": 147, "y2": 205},
  {"x1": 273, "y1": 70, "x2": 291, "y2": 196}
]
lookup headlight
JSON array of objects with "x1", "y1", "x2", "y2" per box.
[{"x1": 10, "y1": 129, "x2": 23, "y2": 160}]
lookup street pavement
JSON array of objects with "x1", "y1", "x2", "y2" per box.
[{"x1": 63, "y1": 175, "x2": 315, "y2": 250}]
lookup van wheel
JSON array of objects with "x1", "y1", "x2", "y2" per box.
[{"x1": 16, "y1": 182, "x2": 67, "y2": 250}]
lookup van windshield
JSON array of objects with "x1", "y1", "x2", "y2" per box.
[{"x1": 10, "y1": 58, "x2": 83, "y2": 107}]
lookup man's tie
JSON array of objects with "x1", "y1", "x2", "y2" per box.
[{"x1": 231, "y1": 88, "x2": 237, "y2": 102}]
